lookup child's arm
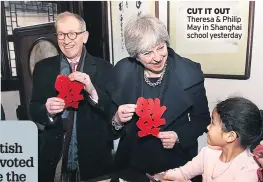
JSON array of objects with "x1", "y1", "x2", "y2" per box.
[
  {"x1": 162, "y1": 173, "x2": 190, "y2": 182},
  {"x1": 164, "y1": 147, "x2": 207, "y2": 180}
]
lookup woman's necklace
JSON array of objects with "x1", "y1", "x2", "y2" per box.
[{"x1": 144, "y1": 62, "x2": 167, "y2": 87}]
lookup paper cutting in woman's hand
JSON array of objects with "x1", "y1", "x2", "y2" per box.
[
  {"x1": 55, "y1": 75, "x2": 84, "y2": 109},
  {"x1": 136, "y1": 97, "x2": 166, "y2": 137}
]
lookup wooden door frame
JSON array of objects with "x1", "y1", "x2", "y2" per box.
[{"x1": 13, "y1": 23, "x2": 57, "y2": 120}]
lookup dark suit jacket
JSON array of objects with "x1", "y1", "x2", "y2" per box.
[
  {"x1": 107, "y1": 48, "x2": 210, "y2": 177},
  {"x1": 29, "y1": 52, "x2": 113, "y2": 181}
]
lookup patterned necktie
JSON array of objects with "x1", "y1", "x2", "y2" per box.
[
  {"x1": 61, "y1": 61, "x2": 80, "y2": 179},
  {"x1": 70, "y1": 62, "x2": 78, "y2": 72}
]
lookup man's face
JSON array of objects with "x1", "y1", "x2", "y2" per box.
[{"x1": 56, "y1": 16, "x2": 88, "y2": 60}]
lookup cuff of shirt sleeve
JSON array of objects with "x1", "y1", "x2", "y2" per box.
[
  {"x1": 47, "y1": 113, "x2": 55, "y2": 123},
  {"x1": 89, "y1": 95, "x2": 98, "y2": 104},
  {"x1": 112, "y1": 114, "x2": 124, "y2": 130}
]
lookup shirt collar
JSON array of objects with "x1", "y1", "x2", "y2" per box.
[{"x1": 67, "y1": 57, "x2": 80, "y2": 64}]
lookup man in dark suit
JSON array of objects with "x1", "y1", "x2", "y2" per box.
[{"x1": 30, "y1": 12, "x2": 113, "y2": 182}]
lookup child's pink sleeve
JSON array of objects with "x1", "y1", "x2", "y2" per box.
[
  {"x1": 178, "y1": 147, "x2": 206, "y2": 180},
  {"x1": 233, "y1": 166, "x2": 259, "y2": 182}
]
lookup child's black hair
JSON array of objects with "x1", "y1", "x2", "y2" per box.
[{"x1": 216, "y1": 97, "x2": 263, "y2": 149}]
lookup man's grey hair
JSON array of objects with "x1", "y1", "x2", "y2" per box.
[
  {"x1": 55, "y1": 11, "x2": 86, "y2": 32},
  {"x1": 124, "y1": 14, "x2": 170, "y2": 58}
]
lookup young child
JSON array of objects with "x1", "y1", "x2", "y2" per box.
[{"x1": 162, "y1": 97, "x2": 263, "y2": 182}]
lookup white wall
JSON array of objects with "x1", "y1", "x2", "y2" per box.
[
  {"x1": 1, "y1": 91, "x2": 20, "y2": 120},
  {"x1": 205, "y1": 1, "x2": 263, "y2": 110},
  {"x1": 157, "y1": 0, "x2": 263, "y2": 110}
]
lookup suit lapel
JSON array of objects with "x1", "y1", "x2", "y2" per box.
[
  {"x1": 160, "y1": 58, "x2": 193, "y2": 130},
  {"x1": 49, "y1": 56, "x2": 61, "y2": 88},
  {"x1": 82, "y1": 53, "x2": 96, "y2": 80},
  {"x1": 110, "y1": 61, "x2": 140, "y2": 106}
]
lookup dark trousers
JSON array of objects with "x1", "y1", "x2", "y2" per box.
[{"x1": 38, "y1": 161, "x2": 56, "y2": 182}]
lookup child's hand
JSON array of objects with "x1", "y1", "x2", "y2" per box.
[{"x1": 161, "y1": 169, "x2": 188, "y2": 182}]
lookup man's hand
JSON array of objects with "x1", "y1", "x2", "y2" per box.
[
  {"x1": 45, "y1": 97, "x2": 65, "y2": 115},
  {"x1": 68, "y1": 71, "x2": 98, "y2": 100},
  {"x1": 157, "y1": 131, "x2": 178, "y2": 149}
]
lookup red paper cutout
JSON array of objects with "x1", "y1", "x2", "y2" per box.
[
  {"x1": 55, "y1": 75, "x2": 84, "y2": 109},
  {"x1": 136, "y1": 97, "x2": 166, "y2": 137}
]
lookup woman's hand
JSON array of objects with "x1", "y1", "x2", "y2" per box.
[
  {"x1": 115, "y1": 104, "x2": 137, "y2": 123},
  {"x1": 158, "y1": 131, "x2": 178, "y2": 149}
]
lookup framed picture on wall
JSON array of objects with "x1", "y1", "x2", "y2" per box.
[
  {"x1": 29, "y1": 38, "x2": 58, "y2": 76},
  {"x1": 168, "y1": 1, "x2": 255, "y2": 79},
  {"x1": 109, "y1": 1, "x2": 159, "y2": 65}
]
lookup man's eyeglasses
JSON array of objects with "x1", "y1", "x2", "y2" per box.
[{"x1": 56, "y1": 31, "x2": 85, "y2": 40}]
